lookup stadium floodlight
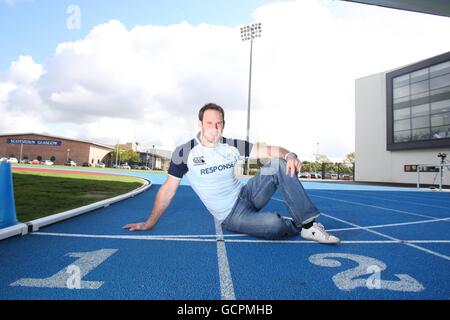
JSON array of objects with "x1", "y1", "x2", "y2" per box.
[
  {"x1": 240, "y1": 23, "x2": 262, "y2": 42},
  {"x1": 240, "y1": 23, "x2": 262, "y2": 175}
]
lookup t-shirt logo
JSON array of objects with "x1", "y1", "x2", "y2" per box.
[{"x1": 193, "y1": 156, "x2": 206, "y2": 166}]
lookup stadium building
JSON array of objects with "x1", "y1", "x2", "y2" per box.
[
  {"x1": 0, "y1": 133, "x2": 114, "y2": 166},
  {"x1": 355, "y1": 51, "x2": 450, "y2": 187}
]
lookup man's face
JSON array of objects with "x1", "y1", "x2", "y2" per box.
[{"x1": 199, "y1": 109, "x2": 225, "y2": 145}]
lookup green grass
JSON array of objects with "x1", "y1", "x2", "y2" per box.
[{"x1": 12, "y1": 171, "x2": 144, "y2": 222}]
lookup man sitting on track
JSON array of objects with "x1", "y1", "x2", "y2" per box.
[{"x1": 123, "y1": 103, "x2": 340, "y2": 244}]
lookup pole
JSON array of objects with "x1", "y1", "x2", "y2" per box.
[
  {"x1": 115, "y1": 144, "x2": 119, "y2": 167},
  {"x1": 152, "y1": 145, "x2": 155, "y2": 170},
  {"x1": 337, "y1": 163, "x2": 340, "y2": 180},
  {"x1": 246, "y1": 39, "x2": 253, "y2": 145},
  {"x1": 352, "y1": 162, "x2": 355, "y2": 181},
  {"x1": 245, "y1": 39, "x2": 254, "y2": 176},
  {"x1": 240, "y1": 23, "x2": 261, "y2": 175},
  {"x1": 417, "y1": 165, "x2": 420, "y2": 189},
  {"x1": 19, "y1": 144, "x2": 23, "y2": 162}
]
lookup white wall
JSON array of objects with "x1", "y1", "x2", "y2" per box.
[{"x1": 355, "y1": 73, "x2": 450, "y2": 186}]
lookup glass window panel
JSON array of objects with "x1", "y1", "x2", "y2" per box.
[
  {"x1": 394, "y1": 130, "x2": 411, "y2": 143},
  {"x1": 430, "y1": 61, "x2": 450, "y2": 78},
  {"x1": 430, "y1": 87, "x2": 450, "y2": 103},
  {"x1": 394, "y1": 96, "x2": 409, "y2": 105},
  {"x1": 411, "y1": 80, "x2": 429, "y2": 95},
  {"x1": 394, "y1": 108, "x2": 410, "y2": 120},
  {"x1": 394, "y1": 99, "x2": 410, "y2": 110},
  {"x1": 410, "y1": 91, "x2": 428, "y2": 102},
  {"x1": 431, "y1": 125, "x2": 450, "y2": 139},
  {"x1": 394, "y1": 85, "x2": 410, "y2": 98},
  {"x1": 411, "y1": 116, "x2": 429, "y2": 129},
  {"x1": 394, "y1": 119, "x2": 411, "y2": 131},
  {"x1": 431, "y1": 99, "x2": 450, "y2": 114},
  {"x1": 410, "y1": 94, "x2": 428, "y2": 107},
  {"x1": 411, "y1": 104, "x2": 429, "y2": 117},
  {"x1": 393, "y1": 74, "x2": 409, "y2": 88},
  {"x1": 431, "y1": 86, "x2": 450, "y2": 95},
  {"x1": 410, "y1": 68, "x2": 428, "y2": 83},
  {"x1": 430, "y1": 73, "x2": 450, "y2": 90},
  {"x1": 431, "y1": 112, "x2": 450, "y2": 127},
  {"x1": 411, "y1": 128, "x2": 430, "y2": 141}
]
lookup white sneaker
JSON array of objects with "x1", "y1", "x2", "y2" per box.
[{"x1": 301, "y1": 222, "x2": 340, "y2": 244}]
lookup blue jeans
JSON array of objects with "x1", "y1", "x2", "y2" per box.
[{"x1": 222, "y1": 158, "x2": 320, "y2": 239}]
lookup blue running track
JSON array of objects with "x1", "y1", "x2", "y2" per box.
[{"x1": 1, "y1": 167, "x2": 449, "y2": 300}]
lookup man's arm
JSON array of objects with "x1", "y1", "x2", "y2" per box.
[
  {"x1": 122, "y1": 175, "x2": 181, "y2": 231},
  {"x1": 250, "y1": 143, "x2": 301, "y2": 177},
  {"x1": 250, "y1": 143, "x2": 290, "y2": 159}
]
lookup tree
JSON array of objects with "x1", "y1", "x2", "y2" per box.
[
  {"x1": 120, "y1": 150, "x2": 141, "y2": 164},
  {"x1": 315, "y1": 154, "x2": 330, "y2": 164},
  {"x1": 344, "y1": 151, "x2": 355, "y2": 164},
  {"x1": 111, "y1": 150, "x2": 140, "y2": 164},
  {"x1": 301, "y1": 161, "x2": 322, "y2": 173}
]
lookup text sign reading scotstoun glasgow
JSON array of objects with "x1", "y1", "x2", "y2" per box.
[{"x1": 7, "y1": 138, "x2": 62, "y2": 146}]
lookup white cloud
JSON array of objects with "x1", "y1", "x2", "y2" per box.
[
  {"x1": 1, "y1": 0, "x2": 450, "y2": 161},
  {"x1": 7, "y1": 55, "x2": 44, "y2": 84},
  {"x1": 0, "y1": 82, "x2": 17, "y2": 103},
  {"x1": 0, "y1": 0, "x2": 33, "y2": 7}
]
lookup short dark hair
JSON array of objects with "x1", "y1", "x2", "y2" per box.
[{"x1": 198, "y1": 103, "x2": 225, "y2": 122}]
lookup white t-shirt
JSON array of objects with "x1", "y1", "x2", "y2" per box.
[{"x1": 168, "y1": 133, "x2": 253, "y2": 221}]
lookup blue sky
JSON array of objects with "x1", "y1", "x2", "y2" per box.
[{"x1": 0, "y1": 0, "x2": 275, "y2": 70}]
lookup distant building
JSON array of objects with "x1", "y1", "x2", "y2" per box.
[
  {"x1": 116, "y1": 142, "x2": 138, "y2": 152},
  {"x1": 0, "y1": 132, "x2": 114, "y2": 166},
  {"x1": 139, "y1": 148, "x2": 171, "y2": 170}
]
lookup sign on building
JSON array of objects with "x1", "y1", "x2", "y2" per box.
[{"x1": 6, "y1": 138, "x2": 62, "y2": 146}]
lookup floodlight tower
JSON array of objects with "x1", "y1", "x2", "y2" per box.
[{"x1": 240, "y1": 22, "x2": 262, "y2": 175}]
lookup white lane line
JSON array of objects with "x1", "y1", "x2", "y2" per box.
[
  {"x1": 316, "y1": 189, "x2": 450, "y2": 211},
  {"x1": 347, "y1": 191, "x2": 450, "y2": 205},
  {"x1": 327, "y1": 217, "x2": 450, "y2": 232},
  {"x1": 375, "y1": 192, "x2": 450, "y2": 205},
  {"x1": 308, "y1": 195, "x2": 447, "y2": 221},
  {"x1": 32, "y1": 232, "x2": 217, "y2": 242},
  {"x1": 320, "y1": 213, "x2": 450, "y2": 262},
  {"x1": 214, "y1": 219, "x2": 236, "y2": 300},
  {"x1": 103, "y1": 233, "x2": 246, "y2": 238},
  {"x1": 405, "y1": 240, "x2": 450, "y2": 243},
  {"x1": 32, "y1": 232, "x2": 450, "y2": 244},
  {"x1": 32, "y1": 232, "x2": 244, "y2": 240},
  {"x1": 225, "y1": 239, "x2": 450, "y2": 244}
]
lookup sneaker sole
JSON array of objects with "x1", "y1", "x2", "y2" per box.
[{"x1": 301, "y1": 236, "x2": 341, "y2": 244}]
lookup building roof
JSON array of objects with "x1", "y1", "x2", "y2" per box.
[
  {"x1": 341, "y1": 0, "x2": 450, "y2": 18},
  {"x1": 356, "y1": 50, "x2": 450, "y2": 80},
  {"x1": 0, "y1": 132, "x2": 114, "y2": 150},
  {"x1": 140, "y1": 148, "x2": 172, "y2": 160}
]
